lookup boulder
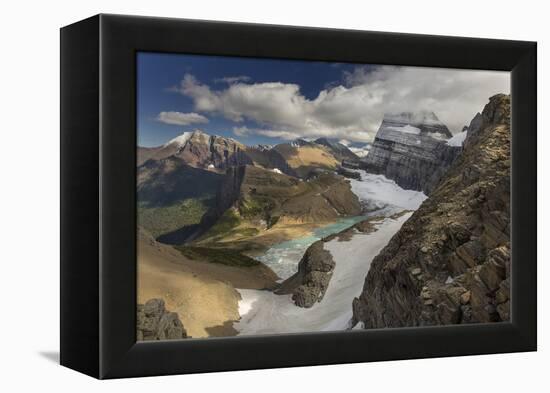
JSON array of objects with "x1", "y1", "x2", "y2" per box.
[
  {"x1": 276, "y1": 241, "x2": 335, "y2": 308},
  {"x1": 137, "y1": 298, "x2": 187, "y2": 341}
]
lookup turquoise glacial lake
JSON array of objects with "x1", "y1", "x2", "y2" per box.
[{"x1": 256, "y1": 216, "x2": 368, "y2": 280}]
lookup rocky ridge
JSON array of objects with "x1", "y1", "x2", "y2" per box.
[
  {"x1": 314, "y1": 137, "x2": 360, "y2": 162},
  {"x1": 352, "y1": 94, "x2": 511, "y2": 328}
]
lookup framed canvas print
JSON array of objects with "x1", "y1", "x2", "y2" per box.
[{"x1": 60, "y1": 14, "x2": 537, "y2": 379}]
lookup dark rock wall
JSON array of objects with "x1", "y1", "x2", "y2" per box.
[{"x1": 352, "y1": 94, "x2": 511, "y2": 328}]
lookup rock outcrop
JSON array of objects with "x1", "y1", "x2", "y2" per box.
[
  {"x1": 352, "y1": 94, "x2": 511, "y2": 328},
  {"x1": 137, "y1": 298, "x2": 187, "y2": 340},
  {"x1": 361, "y1": 111, "x2": 461, "y2": 194},
  {"x1": 337, "y1": 166, "x2": 362, "y2": 180},
  {"x1": 276, "y1": 241, "x2": 335, "y2": 307}
]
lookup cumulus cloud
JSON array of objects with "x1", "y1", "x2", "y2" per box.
[
  {"x1": 173, "y1": 67, "x2": 509, "y2": 142},
  {"x1": 214, "y1": 75, "x2": 252, "y2": 84},
  {"x1": 156, "y1": 111, "x2": 209, "y2": 126},
  {"x1": 232, "y1": 126, "x2": 250, "y2": 137},
  {"x1": 232, "y1": 125, "x2": 299, "y2": 140}
]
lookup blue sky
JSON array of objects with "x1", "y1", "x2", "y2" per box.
[
  {"x1": 137, "y1": 52, "x2": 509, "y2": 147},
  {"x1": 137, "y1": 52, "x2": 360, "y2": 147}
]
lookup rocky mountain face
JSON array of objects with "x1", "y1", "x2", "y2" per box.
[
  {"x1": 174, "y1": 130, "x2": 253, "y2": 169},
  {"x1": 138, "y1": 130, "x2": 252, "y2": 169},
  {"x1": 276, "y1": 241, "x2": 335, "y2": 307},
  {"x1": 361, "y1": 111, "x2": 461, "y2": 194},
  {"x1": 185, "y1": 165, "x2": 361, "y2": 244},
  {"x1": 352, "y1": 94, "x2": 511, "y2": 328},
  {"x1": 314, "y1": 138, "x2": 360, "y2": 162},
  {"x1": 224, "y1": 165, "x2": 361, "y2": 223},
  {"x1": 244, "y1": 146, "x2": 297, "y2": 176},
  {"x1": 139, "y1": 130, "x2": 302, "y2": 176},
  {"x1": 137, "y1": 298, "x2": 187, "y2": 340},
  {"x1": 137, "y1": 157, "x2": 223, "y2": 207}
]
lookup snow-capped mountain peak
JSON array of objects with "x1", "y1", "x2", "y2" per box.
[{"x1": 164, "y1": 132, "x2": 193, "y2": 148}]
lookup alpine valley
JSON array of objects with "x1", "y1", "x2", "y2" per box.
[{"x1": 137, "y1": 95, "x2": 511, "y2": 340}]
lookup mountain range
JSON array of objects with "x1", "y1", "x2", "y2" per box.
[
  {"x1": 136, "y1": 97, "x2": 510, "y2": 338},
  {"x1": 137, "y1": 129, "x2": 365, "y2": 248},
  {"x1": 138, "y1": 130, "x2": 360, "y2": 175}
]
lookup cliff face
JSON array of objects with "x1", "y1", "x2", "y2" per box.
[
  {"x1": 361, "y1": 111, "x2": 461, "y2": 194},
  {"x1": 352, "y1": 94, "x2": 511, "y2": 328}
]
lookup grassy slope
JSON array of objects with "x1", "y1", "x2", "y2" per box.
[
  {"x1": 273, "y1": 144, "x2": 339, "y2": 177},
  {"x1": 138, "y1": 197, "x2": 213, "y2": 238},
  {"x1": 194, "y1": 167, "x2": 361, "y2": 260},
  {"x1": 175, "y1": 245, "x2": 261, "y2": 267}
]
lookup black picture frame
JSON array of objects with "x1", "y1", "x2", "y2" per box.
[{"x1": 60, "y1": 14, "x2": 537, "y2": 379}]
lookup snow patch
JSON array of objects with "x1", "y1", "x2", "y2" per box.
[
  {"x1": 272, "y1": 168, "x2": 282, "y2": 174},
  {"x1": 348, "y1": 145, "x2": 371, "y2": 158},
  {"x1": 386, "y1": 124, "x2": 421, "y2": 135},
  {"x1": 348, "y1": 171, "x2": 427, "y2": 211},
  {"x1": 234, "y1": 213, "x2": 412, "y2": 335},
  {"x1": 446, "y1": 130, "x2": 467, "y2": 147},
  {"x1": 384, "y1": 111, "x2": 444, "y2": 126},
  {"x1": 352, "y1": 321, "x2": 365, "y2": 330},
  {"x1": 164, "y1": 132, "x2": 192, "y2": 148},
  {"x1": 430, "y1": 132, "x2": 449, "y2": 141}
]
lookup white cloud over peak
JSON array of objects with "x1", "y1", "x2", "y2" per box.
[
  {"x1": 156, "y1": 111, "x2": 209, "y2": 126},
  {"x1": 174, "y1": 67, "x2": 509, "y2": 142}
]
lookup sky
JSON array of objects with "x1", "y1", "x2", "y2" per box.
[{"x1": 137, "y1": 52, "x2": 510, "y2": 147}]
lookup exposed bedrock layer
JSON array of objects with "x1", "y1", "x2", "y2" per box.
[
  {"x1": 137, "y1": 298, "x2": 187, "y2": 341},
  {"x1": 352, "y1": 94, "x2": 511, "y2": 328},
  {"x1": 361, "y1": 111, "x2": 461, "y2": 194}
]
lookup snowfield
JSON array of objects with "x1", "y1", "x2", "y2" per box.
[
  {"x1": 234, "y1": 213, "x2": 412, "y2": 335},
  {"x1": 348, "y1": 170, "x2": 427, "y2": 212},
  {"x1": 233, "y1": 172, "x2": 425, "y2": 336},
  {"x1": 447, "y1": 130, "x2": 467, "y2": 147},
  {"x1": 164, "y1": 131, "x2": 192, "y2": 148}
]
